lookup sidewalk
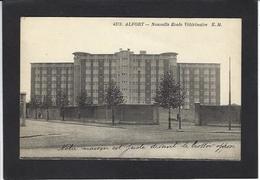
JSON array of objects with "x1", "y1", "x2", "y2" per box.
[
  {"x1": 27, "y1": 118, "x2": 125, "y2": 129},
  {"x1": 25, "y1": 118, "x2": 241, "y2": 134}
]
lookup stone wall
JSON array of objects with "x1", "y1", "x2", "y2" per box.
[
  {"x1": 194, "y1": 103, "x2": 241, "y2": 125},
  {"x1": 27, "y1": 104, "x2": 159, "y2": 125},
  {"x1": 158, "y1": 107, "x2": 195, "y2": 124},
  {"x1": 26, "y1": 107, "x2": 61, "y2": 120},
  {"x1": 118, "y1": 104, "x2": 159, "y2": 124}
]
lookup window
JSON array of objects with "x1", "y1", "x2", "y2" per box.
[
  {"x1": 35, "y1": 69, "x2": 40, "y2": 74},
  {"x1": 184, "y1": 103, "x2": 190, "y2": 109},
  {"x1": 35, "y1": 90, "x2": 40, "y2": 95},
  {"x1": 204, "y1": 98, "x2": 209, "y2": 104},
  {"x1": 211, "y1": 91, "x2": 216, "y2": 96},
  {"x1": 194, "y1": 84, "x2": 199, "y2": 88},
  {"x1": 42, "y1": 77, "x2": 47, "y2": 82},
  {"x1": 211, "y1": 98, "x2": 216, "y2": 103},
  {"x1": 204, "y1": 69, "x2": 209, "y2": 74},
  {"x1": 194, "y1": 77, "x2": 199, "y2": 82},
  {"x1": 210, "y1": 69, "x2": 216, "y2": 74},
  {"x1": 184, "y1": 69, "x2": 190, "y2": 75},
  {"x1": 41, "y1": 90, "x2": 47, "y2": 95},
  {"x1": 204, "y1": 85, "x2": 209, "y2": 89},
  {"x1": 35, "y1": 76, "x2": 40, "y2": 82},
  {"x1": 61, "y1": 76, "x2": 66, "y2": 81},
  {"x1": 194, "y1": 91, "x2": 199, "y2": 96},
  {"x1": 204, "y1": 77, "x2": 209, "y2": 82},
  {"x1": 68, "y1": 84, "x2": 73, "y2": 89},
  {"x1": 204, "y1": 91, "x2": 209, "y2": 96},
  {"x1": 194, "y1": 97, "x2": 200, "y2": 103}
]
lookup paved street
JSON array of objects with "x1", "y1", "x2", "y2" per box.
[{"x1": 20, "y1": 119, "x2": 241, "y2": 149}]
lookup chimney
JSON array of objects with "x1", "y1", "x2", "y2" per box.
[{"x1": 140, "y1": 50, "x2": 146, "y2": 54}]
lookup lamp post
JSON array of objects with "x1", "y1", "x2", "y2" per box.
[
  {"x1": 178, "y1": 65, "x2": 182, "y2": 129},
  {"x1": 228, "y1": 57, "x2": 232, "y2": 130}
]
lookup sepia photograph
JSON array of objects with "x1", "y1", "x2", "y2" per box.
[{"x1": 20, "y1": 17, "x2": 241, "y2": 160}]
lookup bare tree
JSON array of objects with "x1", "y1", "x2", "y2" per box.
[
  {"x1": 105, "y1": 81, "x2": 125, "y2": 125},
  {"x1": 42, "y1": 95, "x2": 53, "y2": 120},
  {"x1": 154, "y1": 71, "x2": 185, "y2": 129},
  {"x1": 56, "y1": 90, "x2": 69, "y2": 121},
  {"x1": 76, "y1": 91, "x2": 91, "y2": 119}
]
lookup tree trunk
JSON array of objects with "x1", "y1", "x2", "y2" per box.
[
  {"x1": 168, "y1": 107, "x2": 171, "y2": 129},
  {"x1": 35, "y1": 108, "x2": 37, "y2": 119},
  {"x1": 178, "y1": 105, "x2": 181, "y2": 129},
  {"x1": 78, "y1": 107, "x2": 81, "y2": 119},
  {"x1": 61, "y1": 108, "x2": 65, "y2": 121},
  {"x1": 112, "y1": 107, "x2": 115, "y2": 125},
  {"x1": 46, "y1": 108, "x2": 49, "y2": 120}
]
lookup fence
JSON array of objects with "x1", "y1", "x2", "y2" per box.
[{"x1": 26, "y1": 103, "x2": 241, "y2": 126}]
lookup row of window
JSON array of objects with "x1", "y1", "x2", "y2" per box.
[
  {"x1": 86, "y1": 66, "x2": 118, "y2": 70},
  {"x1": 35, "y1": 83, "x2": 73, "y2": 88},
  {"x1": 181, "y1": 77, "x2": 217, "y2": 81},
  {"x1": 185, "y1": 96, "x2": 217, "y2": 101},
  {"x1": 180, "y1": 68, "x2": 217, "y2": 75},
  {"x1": 84, "y1": 74, "x2": 163, "y2": 79},
  {"x1": 35, "y1": 76, "x2": 73, "y2": 81},
  {"x1": 34, "y1": 91, "x2": 73, "y2": 96},
  {"x1": 35, "y1": 69, "x2": 73, "y2": 75}
]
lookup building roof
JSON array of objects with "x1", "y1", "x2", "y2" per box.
[
  {"x1": 31, "y1": 62, "x2": 73, "y2": 64},
  {"x1": 73, "y1": 51, "x2": 178, "y2": 56},
  {"x1": 178, "y1": 62, "x2": 220, "y2": 66}
]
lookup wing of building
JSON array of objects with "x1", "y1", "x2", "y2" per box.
[{"x1": 30, "y1": 49, "x2": 220, "y2": 109}]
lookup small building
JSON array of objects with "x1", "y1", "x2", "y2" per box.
[{"x1": 20, "y1": 92, "x2": 26, "y2": 126}]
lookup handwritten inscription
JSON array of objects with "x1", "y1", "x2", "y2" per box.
[{"x1": 58, "y1": 141, "x2": 235, "y2": 153}]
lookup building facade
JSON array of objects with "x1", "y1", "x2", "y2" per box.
[
  {"x1": 73, "y1": 49, "x2": 178, "y2": 105},
  {"x1": 30, "y1": 49, "x2": 220, "y2": 109},
  {"x1": 178, "y1": 63, "x2": 220, "y2": 109},
  {"x1": 31, "y1": 63, "x2": 74, "y2": 106}
]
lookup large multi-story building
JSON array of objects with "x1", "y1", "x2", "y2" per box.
[{"x1": 30, "y1": 49, "x2": 220, "y2": 109}]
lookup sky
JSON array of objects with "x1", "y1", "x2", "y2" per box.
[{"x1": 20, "y1": 17, "x2": 241, "y2": 105}]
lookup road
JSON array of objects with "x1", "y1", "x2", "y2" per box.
[{"x1": 20, "y1": 119, "x2": 241, "y2": 149}]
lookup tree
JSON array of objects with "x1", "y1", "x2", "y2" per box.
[
  {"x1": 76, "y1": 91, "x2": 91, "y2": 119},
  {"x1": 56, "y1": 90, "x2": 69, "y2": 121},
  {"x1": 28, "y1": 96, "x2": 41, "y2": 119},
  {"x1": 42, "y1": 95, "x2": 53, "y2": 120},
  {"x1": 154, "y1": 71, "x2": 185, "y2": 129},
  {"x1": 105, "y1": 81, "x2": 125, "y2": 125}
]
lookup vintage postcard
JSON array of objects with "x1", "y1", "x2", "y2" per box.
[{"x1": 20, "y1": 17, "x2": 241, "y2": 160}]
